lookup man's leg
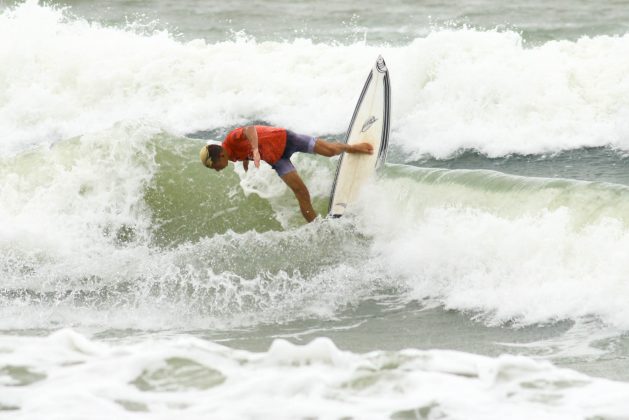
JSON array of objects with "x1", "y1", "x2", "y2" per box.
[
  {"x1": 281, "y1": 171, "x2": 317, "y2": 222},
  {"x1": 313, "y1": 139, "x2": 374, "y2": 157}
]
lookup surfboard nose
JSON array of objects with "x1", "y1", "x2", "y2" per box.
[{"x1": 376, "y1": 55, "x2": 387, "y2": 73}]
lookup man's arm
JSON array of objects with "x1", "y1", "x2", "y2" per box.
[
  {"x1": 280, "y1": 171, "x2": 317, "y2": 223},
  {"x1": 243, "y1": 126, "x2": 261, "y2": 168}
]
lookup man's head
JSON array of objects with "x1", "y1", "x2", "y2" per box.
[{"x1": 199, "y1": 144, "x2": 228, "y2": 171}]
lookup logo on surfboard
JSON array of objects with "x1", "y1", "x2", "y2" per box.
[
  {"x1": 361, "y1": 116, "x2": 378, "y2": 133},
  {"x1": 376, "y1": 56, "x2": 387, "y2": 73}
]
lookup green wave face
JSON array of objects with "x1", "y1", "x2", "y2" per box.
[
  {"x1": 145, "y1": 135, "x2": 629, "y2": 250},
  {"x1": 143, "y1": 133, "x2": 341, "y2": 247},
  {"x1": 144, "y1": 134, "x2": 283, "y2": 247},
  {"x1": 379, "y1": 163, "x2": 629, "y2": 228}
]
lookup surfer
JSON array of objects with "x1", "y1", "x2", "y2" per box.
[{"x1": 200, "y1": 125, "x2": 373, "y2": 222}]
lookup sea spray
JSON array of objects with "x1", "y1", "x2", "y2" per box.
[{"x1": 3, "y1": 2, "x2": 629, "y2": 158}]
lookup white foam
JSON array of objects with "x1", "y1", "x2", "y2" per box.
[
  {"x1": 3, "y1": 2, "x2": 629, "y2": 157},
  {"x1": 355, "y1": 174, "x2": 629, "y2": 329},
  {"x1": 3, "y1": 1, "x2": 629, "y2": 336},
  {"x1": 1, "y1": 330, "x2": 628, "y2": 419},
  {"x1": 393, "y1": 31, "x2": 629, "y2": 158},
  {"x1": 0, "y1": 122, "x2": 157, "y2": 289}
]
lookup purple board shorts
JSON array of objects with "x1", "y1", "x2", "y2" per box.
[{"x1": 272, "y1": 130, "x2": 317, "y2": 177}]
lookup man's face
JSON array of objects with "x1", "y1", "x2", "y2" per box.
[{"x1": 211, "y1": 154, "x2": 229, "y2": 171}]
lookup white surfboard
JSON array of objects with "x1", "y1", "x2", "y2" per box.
[{"x1": 328, "y1": 55, "x2": 391, "y2": 217}]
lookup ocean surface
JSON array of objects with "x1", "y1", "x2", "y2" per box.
[{"x1": 2, "y1": 0, "x2": 629, "y2": 418}]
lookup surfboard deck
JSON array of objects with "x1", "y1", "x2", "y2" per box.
[{"x1": 328, "y1": 55, "x2": 391, "y2": 218}]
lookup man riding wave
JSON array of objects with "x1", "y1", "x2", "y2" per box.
[{"x1": 200, "y1": 125, "x2": 373, "y2": 222}]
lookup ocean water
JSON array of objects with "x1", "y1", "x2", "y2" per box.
[{"x1": 2, "y1": 0, "x2": 629, "y2": 418}]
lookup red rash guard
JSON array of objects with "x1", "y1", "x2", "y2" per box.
[{"x1": 222, "y1": 126, "x2": 287, "y2": 164}]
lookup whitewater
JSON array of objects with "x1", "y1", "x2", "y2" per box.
[{"x1": 2, "y1": 1, "x2": 629, "y2": 418}]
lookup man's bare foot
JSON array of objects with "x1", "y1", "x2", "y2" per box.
[{"x1": 348, "y1": 142, "x2": 374, "y2": 154}]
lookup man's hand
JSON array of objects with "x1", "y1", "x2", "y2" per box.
[{"x1": 253, "y1": 148, "x2": 261, "y2": 168}]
